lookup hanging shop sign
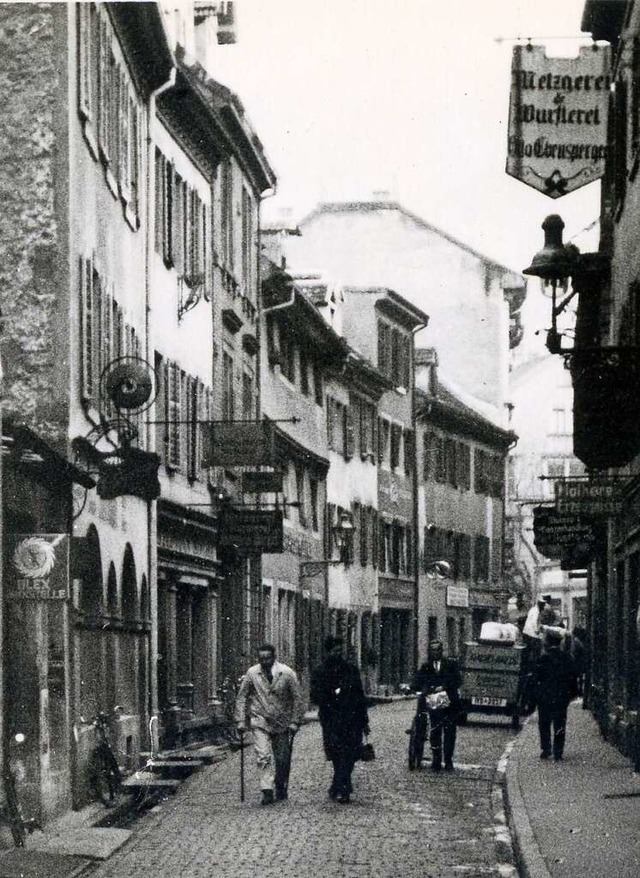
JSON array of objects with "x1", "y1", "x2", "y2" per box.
[
  {"x1": 533, "y1": 505, "x2": 596, "y2": 561},
  {"x1": 241, "y1": 470, "x2": 283, "y2": 494},
  {"x1": 219, "y1": 507, "x2": 283, "y2": 553},
  {"x1": 8, "y1": 534, "x2": 69, "y2": 600},
  {"x1": 203, "y1": 421, "x2": 275, "y2": 467},
  {"x1": 506, "y1": 44, "x2": 611, "y2": 197},
  {"x1": 555, "y1": 480, "x2": 622, "y2": 516},
  {"x1": 97, "y1": 448, "x2": 161, "y2": 501}
]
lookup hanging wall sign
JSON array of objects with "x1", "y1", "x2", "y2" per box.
[
  {"x1": 533, "y1": 505, "x2": 596, "y2": 561},
  {"x1": 506, "y1": 44, "x2": 611, "y2": 197},
  {"x1": 203, "y1": 421, "x2": 275, "y2": 467},
  {"x1": 219, "y1": 508, "x2": 283, "y2": 554},
  {"x1": 8, "y1": 534, "x2": 69, "y2": 600}
]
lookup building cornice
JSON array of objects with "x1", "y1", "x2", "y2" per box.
[{"x1": 108, "y1": 3, "x2": 174, "y2": 97}]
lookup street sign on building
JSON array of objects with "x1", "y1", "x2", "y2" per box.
[
  {"x1": 555, "y1": 480, "x2": 622, "y2": 516},
  {"x1": 218, "y1": 507, "x2": 283, "y2": 554},
  {"x1": 506, "y1": 44, "x2": 611, "y2": 198},
  {"x1": 446, "y1": 585, "x2": 470, "y2": 608}
]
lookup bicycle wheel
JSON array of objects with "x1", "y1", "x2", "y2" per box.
[
  {"x1": 3, "y1": 772, "x2": 26, "y2": 847},
  {"x1": 408, "y1": 716, "x2": 425, "y2": 770}
]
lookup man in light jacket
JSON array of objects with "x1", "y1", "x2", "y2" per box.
[{"x1": 235, "y1": 643, "x2": 304, "y2": 805}]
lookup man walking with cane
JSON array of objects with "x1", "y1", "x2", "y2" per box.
[{"x1": 235, "y1": 643, "x2": 304, "y2": 805}]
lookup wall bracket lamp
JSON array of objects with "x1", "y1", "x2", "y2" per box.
[
  {"x1": 300, "y1": 511, "x2": 355, "y2": 576},
  {"x1": 523, "y1": 214, "x2": 581, "y2": 355}
]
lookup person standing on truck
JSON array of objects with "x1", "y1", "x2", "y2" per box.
[{"x1": 410, "y1": 640, "x2": 461, "y2": 772}]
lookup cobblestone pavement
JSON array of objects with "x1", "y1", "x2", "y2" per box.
[{"x1": 88, "y1": 702, "x2": 517, "y2": 878}]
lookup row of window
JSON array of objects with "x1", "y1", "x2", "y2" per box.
[
  {"x1": 422, "y1": 430, "x2": 503, "y2": 497},
  {"x1": 378, "y1": 319, "x2": 412, "y2": 388},
  {"x1": 266, "y1": 317, "x2": 324, "y2": 404},
  {"x1": 79, "y1": 255, "x2": 142, "y2": 409},
  {"x1": 78, "y1": 3, "x2": 142, "y2": 224},
  {"x1": 326, "y1": 398, "x2": 414, "y2": 473},
  {"x1": 79, "y1": 7, "x2": 257, "y2": 307},
  {"x1": 423, "y1": 431, "x2": 471, "y2": 489},
  {"x1": 424, "y1": 526, "x2": 491, "y2": 582},
  {"x1": 154, "y1": 149, "x2": 210, "y2": 295},
  {"x1": 326, "y1": 503, "x2": 414, "y2": 575},
  {"x1": 154, "y1": 354, "x2": 213, "y2": 478}
]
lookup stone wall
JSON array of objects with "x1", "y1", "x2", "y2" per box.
[{"x1": 0, "y1": 3, "x2": 69, "y2": 448}]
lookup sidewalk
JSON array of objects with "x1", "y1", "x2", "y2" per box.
[{"x1": 505, "y1": 700, "x2": 640, "y2": 878}]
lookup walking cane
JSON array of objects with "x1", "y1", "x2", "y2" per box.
[
  {"x1": 285, "y1": 729, "x2": 295, "y2": 791},
  {"x1": 239, "y1": 730, "x2": 245, "y2": 803}
]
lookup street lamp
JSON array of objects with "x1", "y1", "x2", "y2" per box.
[
  {"x1": 300, "y1": 511, "x2": 355, "y2": 577},
  {"x1": 423, "y1": 558, "x2": 452, "y2": 579},
  {"x1": 523, "y1": 214, "x2": 580, "y2": 355}
]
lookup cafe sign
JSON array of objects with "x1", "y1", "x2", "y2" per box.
[{"x1": 506, "y1": 44, "x2": 611, "y2": 197}]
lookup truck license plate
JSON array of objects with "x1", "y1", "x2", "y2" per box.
[{"x1": 471, "y1": 696, "x2": 507, "y2": 707}]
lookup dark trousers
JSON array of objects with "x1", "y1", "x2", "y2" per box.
[
  {"x1": 538, "y1": 703, "x2": 568, "y2": 758},
  {"x1": 429, "y1": 708, "x2": 457, "y2": 766},
  {"x1": 329, "y1": 753, "x2": 356, "y2": 796}
]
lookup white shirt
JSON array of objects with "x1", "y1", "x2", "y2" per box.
[{"x1": 523, "y1": 605, "x2": 541, "y2": 638}]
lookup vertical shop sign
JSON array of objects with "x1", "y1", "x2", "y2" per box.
[{"x1": 506, "y1": 44, "x2": 611, "y2": 197}]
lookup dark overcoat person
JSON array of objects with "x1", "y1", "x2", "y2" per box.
[
  {"x1": 533, "y1": 629, "x2": 579, "y2": 761},
  {"x1": 410, "y1": 640, "x2": 461, "y2": 771},
  {"x1": 310, "y1": 635, "x2": 369, "y2": 804}
]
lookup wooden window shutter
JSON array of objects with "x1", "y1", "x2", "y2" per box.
[
  {"x1": 78, "y1": 3, "x2": 93, "y2": 120},
  {"x1": 79, "y1": 256, "x2": 94, "y2": 399},
  {"x1": 403, "y1": 335, "x2": 411, "y2": 388},
  {"x1": 345, "y1": 404, "x2": 355, "y2": 459}
]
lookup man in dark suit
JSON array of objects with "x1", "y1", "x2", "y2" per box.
[
  {"x1": 410, "y1": 640, "x2": 462, "y2": 771},
  {"x1": 533, "y1": 629, "x2": 579, "y2": 761},
  {"x1": 310, "y1": 635, "x2": 370, "y2": 804}
]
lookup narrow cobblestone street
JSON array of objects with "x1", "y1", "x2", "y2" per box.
[{"x1": 87, "y1": 702, "x2": 517, "y2": 878}]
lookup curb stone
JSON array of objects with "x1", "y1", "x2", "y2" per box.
[
  {"x1": 491, "y1": 737, "x2": 518, "y2": 878},
  {"x1": 503, "y1": 715, "x2": 552, "y2": 878}
]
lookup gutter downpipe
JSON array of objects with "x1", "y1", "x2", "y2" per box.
[
  {"x1": 411, "y1": 322, "x2": 427, "y2": 671},
  {"x1": 254, "y1": 186, "x2": 275, "y2": 648},
  {"x1": 145, "y1": 65, "x2": 176, "y2": 733}
]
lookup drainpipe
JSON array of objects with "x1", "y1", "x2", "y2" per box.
[
  {"x1": 411, "y1": 322, "x2": 426, "y2": 671},
  {"x1": 255, "y1": 188, "x2": 274, "y2": 646},
  {"x1": 0, "y1": 331, "x2": 3, "y2": 783},
  {"x1": 145, "y1": 66, "x2": 176, "y2": 734}
]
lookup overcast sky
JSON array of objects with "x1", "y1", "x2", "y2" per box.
[{"x1": 211, "y1": 0, "x2": 601, "y2": 278}]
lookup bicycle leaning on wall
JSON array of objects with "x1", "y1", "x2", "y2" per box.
[
  {"x1": 0, "y1": 732, "x2": 40, "y2": 846},
  {"x1": 85, "y1": 711, "x2": 122, "y2": 807}
]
